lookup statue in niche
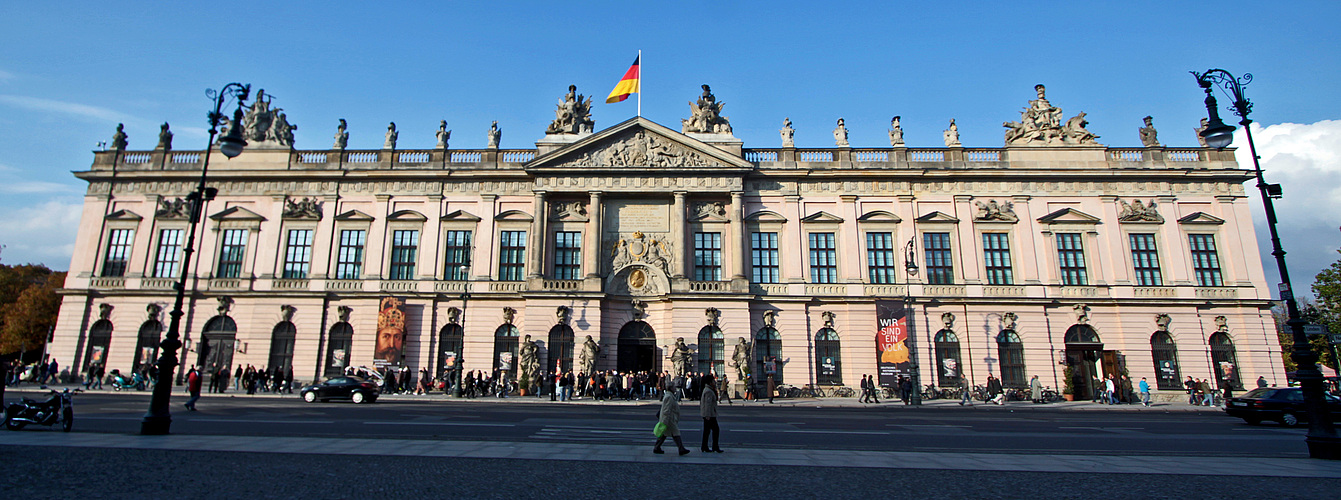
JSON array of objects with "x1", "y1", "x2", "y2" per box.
[
  {"x1": 577, "y1": 335, "x2": 599, "y2": 376},
  {"x1": 1194, "y1": 118, "x2": 1209, "y2": 147},
  {"x1": 681, "y1": 84, "x2": 732, "y2": 134},
  {"x1": 518, "y1": 334, "x2": 540, "y2": 389},
  {"x1": 447, "y1": 307, "x2": 461, "y2": 325},
  {"x1": 436, "y1": 120, "x2": 451, "y2": 149},
  {"x1": 546, "y1": 85, "x2": 595, "y2": 135},
  {"x1": 762, "y1": 310, "x2": 777, "y2": 328},
  {"x1": 669, "y1": 337, "x2": 692, "y2": 378},
  {"x1": 487, "y1": 121, "x2": 501, "y2": 148},
  {"x1": 705, "y1": 307, "x2": 720, "y2": 327},
  {"x1": 1002, "y1": 312, "x2": 1018, "y2": 330},
  {"x1": 98, "y1": 303, "x2": 114, "y2": 320},
  {"x1": 383, "y1": 122, "x2": 398, "y2": 150},
  {"x1": 1074, "y1": 304, "x2": 1090, "y2": 324},
  {"x1": 156, "y1": 197, "x2": 189, "y2": 219},
  {"x1": 1139, "y1": 116, "x2": 1161, "y2": 147},
  {"x1": 556, "y1": 306, "x2": 571, "y2": 325},
  {"x1": 1002, "y1": 84, "x2": 1100, "y2": 146},
  {"x1": 780, "y1": 117, "x2": 795, "y2": 147},
  {"x1": 941, "y1": 312, "x2": 955, "y2": 329},
  {"x1": 1155, "y1": 314, "x2": 1171, "y2": 332},
  {"x1": 730, "y1": 337, "x2": 752, "y2": 381},
  {"x1": 889, "y1": 116, "x2": 905, "y2": 146},
  {"x1": 1118, "y1": 199, "x2": 1163, "y2": 223},
  {"x1": 111, "y1": 123, "x2": 128, "y2": 151},
  {"x1": 337, "y1": 305, "x2": 352, "y2": 322},
  {"x1": 283, "y1": 197, "x2": 323, "y2": 219},
  {"x1": 943, "y1": 119, "x2": 961, "y2": 147},
  {"x1": 502, "y1": 306, "x2": 516, "y2": 325},
  {"x1": 822, "y1": 311, "x2": 836, "y2": 329},
  {"x1": 974, "y1": 199, "x2": 1018, "y2": 222},
  {"x1": 833, "y1": 118, "x2": 850, "y2": 147},
  {"x1": 333, "y1": 119, "x2": 349, "y2": 149},
  {"x1": 216, "y1": 296, "x2": 234, "y2": 316},
  {"x1": 157, "y1": 123, "x2": 173, "y2": 150}
]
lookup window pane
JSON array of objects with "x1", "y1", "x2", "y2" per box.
[
  {"x1": 1129, "y1": 233, "x2": 1162, "y2": 286},
  {"x1": 335, "y1": 229, "x2": 366, "y2": 280},
  {"x1": 1056, "y1": 233, "x2": 1087, "y2": 286},
  {"x1": 923, "y1": 232, "x2": 953, "y2": 285},
  {"x1": 1189, "y1": 234, "x2": 1223, "y2": 287},
  {"x1": 694, "y1": 232, "x2": 722, "y2": 281},
  {"x1": 808, "y1": 232, "x2": 837, "y2": 284},
  {"x1": 389, "y1": 230, "x2": 419, "y2": 280},
  {"x1": 153, "y1": 229, "x2": 183, "y2": 278},
  {"x1": 217, "y1": 229, "x2": 247, "y2": 278},
  {"x1": 498, "y1": 230, "x2": 526, "y2": 281},
  {"x1": 443, "y1": 230, "x2": 472, "y2": 280},
  {"x1": 751, "y1": 232, "x2": 779, "y2": 284},
  {"x1": 981, "y1": 232, "x2": 1013, "y2": 285},
  {"x1": 866, "y1": 232, "x2": 896, "y2": 284},
  {"x1": 101, "y1": 229, "x2": 135, "y2": 277},
  {"x1": 282, "y1": 229, "x2": 313, "y2": 279},
  {"x1": 554, "y1": 231, "x2": 582, "y2": 280}
]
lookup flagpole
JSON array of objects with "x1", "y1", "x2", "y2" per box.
[{"x1": 637, "y1": 49, "x2": 642, "y2": 118}]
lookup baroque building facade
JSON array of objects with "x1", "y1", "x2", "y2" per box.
[{"x1": 49, "y1": 85, "x2": 1280, "y2": 400}]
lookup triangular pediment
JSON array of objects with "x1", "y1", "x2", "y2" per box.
[
  {"x1": 527, "y1": 117, "x2": 753, "y2": 169},
  {"x1": 1037, "y1": 208, "x2": 1100, "y2": 224},
  {"x1": 915, "y1": 211, "x2": 959, "y2": 223},
  {"x1": 1178, "y1": 212, "x2": 1225, "y2": 225},
  {"x1": 440, "y1": 210, "x2": 481, "y2": 222},
  {"x1": 858, "y1": 210, "x2": 903, "y2": 223},
  {"x1": 105, "y1": 209, "x2": 142, "y2": 221},
  {"x1": 387, "y1": 210, "x2": 427, "y2": 222},
  {"x1": 801, "y1": 211, "x2": 845, "y2": 223},
  {"x1": 209, "y1": 206, "x2": 266, "y2": 222},
  {"x1": 744, "y1": 210, "x2": 787, "y2": 223},
  {"x1": 334, "y1": 209, "x2": 374, "y2": 221}
]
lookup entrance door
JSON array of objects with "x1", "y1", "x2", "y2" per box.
[
  {"x1": 198, "y1": 316, "x2": 238, "y2": 387},
  {"x1": 617, "y1": 321, "x2": 656, "y2": 373},
  {"x1": 1065, "y1": 347, "x2": 1100, "y2": 400}
]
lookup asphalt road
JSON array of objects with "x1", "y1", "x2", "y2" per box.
[{"x1": 30, "y1": 390, "x2": 1313, "y2": 458}]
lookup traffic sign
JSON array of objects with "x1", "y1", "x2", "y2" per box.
[
  {"x1": 1304, "y1": 324, "x2": 1326, "y2": 336},
  {"x1": 1330, "y1": 333, "x2": 1341, "y2": 345}
]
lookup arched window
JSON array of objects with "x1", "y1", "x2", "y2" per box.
[
  {"x1": 548, "y1": 324, "x2": 575, "y2": 373},
  {"x1": 198, "y1": 316, "x2": 238, "y2": 382},
  {"x1": 1209, "y1": 332, "x2": 1241, "y2": 390},
  {"x1": 1064, "y1": 324, "x2": 1101, "y2": 344},
  {"x1": 996, "y1": 330, "x2": 1025, "y2": 388},
  {"x1": 132, "y1": 320, "x2": 162, "y2": 373},
  {"x1": 935, "y1": 329, "x2": 961, "y2": 388},
  {"x1": 324, "y1": 322, "x2": 353, "y2": 378},
  {"x1": 85, "y1": 319, "x2": 113, "y2": 373},
  {"x1": 697, "y1": 325, "x2": 724, "y2": 377},
  {"x1": 438, "y1": 323, "x2": 464, "y2": 376},
  {"x1": 493, "y1": 324, "x2": 520, "y2": 373},
  {"x1": 1150, "y1": 332, "x2": 1180, "y2": 390},
  {"x1": 755, "y1": 326, "x2": 782, "y2": 383},
  {"x1": 815, "y1": 327, "x2": 841, "y2": 385},
  {"x1": 268, "y1": 321, "x2": 297, "y2": 374}
]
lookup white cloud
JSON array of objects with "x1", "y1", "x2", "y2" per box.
[
  {"x1": 0, "y1": 198, "x2": 83, "y2": 269},
  {"x1": 0, "y1": 69, "x2": 14, "y2": 82},
  {"x1": 0, "y1": 94, "x2": 132, "y2": 123}
]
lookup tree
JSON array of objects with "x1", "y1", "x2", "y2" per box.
[
  {"x1": 1281, "y1": 249, "x2": 1341, "y2": 376},
  {"x1": 0, "y1": 264, "x2": 65, "y2": 355}
]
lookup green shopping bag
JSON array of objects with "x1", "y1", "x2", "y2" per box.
[{"x1": 653, "y1": 421, "x2": 667, "y2": 438}]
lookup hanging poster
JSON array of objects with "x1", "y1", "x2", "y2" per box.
[
  {"x1": 375, "y1": 296, "x2": 406, "y2": 367},
  {"x1": 876, "y1": 300, "x2": 912, "y2": 387}
]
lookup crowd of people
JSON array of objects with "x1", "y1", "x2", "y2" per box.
[
  {"x1": 204, "y1": 364, "x2": 295, "y2": 394},
  {"x1": 4, "y1": 358, "x2": 62, "y2": 386}
]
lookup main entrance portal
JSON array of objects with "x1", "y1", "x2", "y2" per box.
[
  {"x1": 617, "y1": 321, "x2": 656, "y2": 373},
  {"x1": 1064, "y1": 325, "x2": 1102, "y2": 400}
]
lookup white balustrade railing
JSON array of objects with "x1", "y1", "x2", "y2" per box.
[
  {"x1": 123, "y1": 153, "x2": 151, "y2": 164},
  {"x1": 797, "y1": 151, "x2": 833, "y2": 162},
  {"x1": 908, "y1": 150, "x2": 944, "y2": 162},
  {"x1": 501, "y1": 151, "x2": 535, "y2": 163},
  {"x1": 1167, "y1": 150, "x2": 1201, "y2": 162},
  {"x1": 1109, "y1": 150, "x2": 1144, "y2": 162},
  {"x1": 689, "y1": 281, "x2": 731, "y2": 292},
  {"x1": 965, "y1": 150, "x2": 1000, "y2": 162},
  {"x1": 171, "y1": 153, "x2": 201, "y2": 164},
  {"x1": 450, "y1": 151, "x2": 482, "y2": 163},
  {"x1": 852, "y1": 150, "x2": 888, "y2": 162},
  {"x1": 298, "y1": 152, "x2": 327, "y2": 164},
  {"x1": 744, "y1": 150, "x2": 778, "y2": 162},
  {"x1": 398, "y1": 151, "x2": 430, "y2": 163},
  {"x1": 347, "y1": 152, "x2": 378, "y2": 163}
]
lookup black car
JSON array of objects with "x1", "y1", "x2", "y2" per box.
[
  {"x1": 1224, "y1": 387, "x2": 1341, "y2": 426},
  {"x1": 301, "y1": 376, "x2": 381, "y2": 404}
]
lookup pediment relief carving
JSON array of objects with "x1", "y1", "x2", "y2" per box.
[
  {"x1": 1117, "y1": 199, "x2": 1163, "y2": 223},
  {"x1": 530, "y1": 118, "x2": 752, "y2": 170},
  {"x1": 549, "y1": 201, "x2": 589, "y2": 222},
  {"x1": 1177, "y1": 212, "x2": 1224, "y2": 225},
  {"x1": 1037, "y1": 208, "x2": 1099, "y2": 224},
  {"x1": 282, "y1": 197, "x2": 323, "y2": 220},
  {"x1": 973, "y1": 200, "x2": 1019, "y2": 223},
  {"x1": 690, "y1": 201, "x2": 728, "y2": 222},
  {"x1": 156, "y1": 198, "x2": 189, "y2": 219}
]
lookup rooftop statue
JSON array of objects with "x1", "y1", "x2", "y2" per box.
[
  {"x1": 833, "y1": 118, "x2": 849, "y2": 147},
  {"x1": 780, "y1": 117, "x2": 795, "y2": 147},
  {"x1": 333, "y1": 119, "x2": 349, "y2": 149},
  {"x1": 231, "y1": 89, "x2": 297, "y2": 148},
  {"x1": 436, "y1": 120, "x2": 451, "y2": 149},
  {"x1": 888, "y1": 116, "x2": 905, "y2": 146},
  {"x1": 1194, "y1": 118, "x2": 1210, "y2": 147},
  {"x1": 111, "y1": 123, "x2": 128, "y2": 152},
  {"x1": 156, "y1": 122, "x2": 173, "y2": 150},
  {"x1": 546, "y1": 85, "x2": 595, "y2": 135},
  {"x1": 383, "y1": 122, "x2": 398, "y2": 150},
  {"x1": 681, "y1": 84, "x2": 733, "y2": 134},
  {"x1": 487, "y1": 121, "x2": 501, "y2": 148},
  {"x1": 1002, "y1": 84, "x2": 1101, "y2": 147},
  {"x1": 943, "y1": 119, "x2": 961, "y2": 147},
  {"x1": 1139, "y1": 116, "x2": 1162, "y2": 147}
]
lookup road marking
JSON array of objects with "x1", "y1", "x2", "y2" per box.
[
  {"x1": 735, "y1": 429, "x2": 887, "y2": 435},
  {"x1": 189, "y1": 418, "x2": 336, "y2": 424},
  {"x1": 363, "y1": 421, "x2": 515, "y2": 427},
  {"x1": 1058, "y1": 426, "x2": 1145, "y2": 431},
  {"x1": 888, "y1": 424, "x2": 972, "y2": 428}
]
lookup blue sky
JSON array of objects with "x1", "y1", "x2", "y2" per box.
[{"x1": 2, "y1": 1, "x2": 1339, "y2": 297}]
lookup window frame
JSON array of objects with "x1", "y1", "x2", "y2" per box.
[
  {"x1": 333, "y1": 228, "x2": 367, "y2": 280},
  {"x1": 552, "y1": 230, "x2": 583, "y2": 280},
  {"x1": 923, "y1": 232, "x2": 954, "y2": 285},
  {"x1": 808, "y1": 232, "x2": 838, "y2": 284},
  {"x1": 1055, "y1": 232, "x2": 1088, "y2": 286},
  {"x1": 1188, "y1": 233, "x2": 1224, "y2": 287},
  {"x1": 101, "y1": 228, "x2": 136, "y2": 278},
  {"x1": 1128, "y1": 233, "x2": 1163, "y2": 287},
  {"x1": 980, "y1": 231, "x2": 1014, "y2": 285},
  {"x1": 388, "y1": 229, "x2": 420, "y2": 280},
  {"x1": 216, "y1": 228, "x2": 249, "y2": 279},
  {"x1": 865, "y1": 231, "x2": 897, "y2": 284},
  {"x1": 282, "y1": 228, "x2": 315, "y2": 279},
  {"x1": 442, "y1": 229, "x2": 473, "y2": 280},
  {"x1": 750, "y1": 231, "x2": 780, "y2": 284},
  {"x1": 152, "y1": 228, "x2": 185, "y2": 278},
  {"x1": 497, "y1": 230, "x2": 527, "y2": 282},
  {"x1": 694, "y1": 231, "x2": 723, "y2": 281}
]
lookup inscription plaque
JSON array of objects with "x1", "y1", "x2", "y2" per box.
[{"x1": 605, "y1": 200, "x2": 670, "y2": 233}]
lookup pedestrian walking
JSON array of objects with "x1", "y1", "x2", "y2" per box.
[
  {"x1": 899, "y1": 376, "x2": 912, "y2": 405},
  {"x1": 699, "y1": 374, "x2": 723, "y2": 453},
  {"x1": 1184, "y1": 376, "x2": 1196, "y2": 404},
  {"x1": 859, "y1": 375, "x2": 870, "y2": 403},
  {"x1": 185, "y1": 366, "x2": 202, "y2": 411},
  {"x1": 959, "y1": 377, "x2": 973, "y2": 406},
  {"x1": 1138, "y1": 377, "x2": 1151, "y2": 406},
  {"x1": 653, "y1": 386, "x2": 691, "y2": 456},
  {"x1": 1104, "y1": 376, "x2": 1117, "y2": 405},
  {"x1": 1256, "y1": 376, "x2": 1269, "y2": 389},
  {"x1": 1029, "y1": 374, "x2": 1042, "y2": 403},
  {"x1": 987, "y1": 375, "x2": 1004, "y2": 405}
]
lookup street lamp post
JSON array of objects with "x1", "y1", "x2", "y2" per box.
[
  {"x1": 1193, "y1": 69, "x2": 1339, "y2": 459},
  {"x1": 905, "y1": 237, "x2": 921, "y2": 406},
  {"x1": 141, "y1": 83, "x2": 250, "y2": 435},
  {"x1": 453, "y1": 288, "x2": 468, "y2": 398}
]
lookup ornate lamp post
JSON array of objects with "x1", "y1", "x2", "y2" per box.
[
  {"x1": 1193, "y1": 69, "x2": 1338, "y2": 459},
  {"x1": 905, "y1": 237, "x2": 922, "y2": 406},
  {"x1": 141, "y1": 83, "x2": 250, "y2": 435}
]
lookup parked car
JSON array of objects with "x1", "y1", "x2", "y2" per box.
[
  {"x1": 1224, "y1": 387, "x2": 1341, "y2": 426},
  {"x1": 300, "y1": 375, "x2": 381, "y2": 404}
]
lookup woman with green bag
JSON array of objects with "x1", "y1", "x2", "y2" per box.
[{"x1": 653, "y1": 385, "x2": 690, "y2": 455}]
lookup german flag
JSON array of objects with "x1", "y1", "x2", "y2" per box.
[{"x1": 606, "y1": 56, "x2": 640, "y2": 103}]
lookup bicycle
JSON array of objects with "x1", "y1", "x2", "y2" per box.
[{"x1": 830, "y1": 386, "x2": 856, "y2": 398}]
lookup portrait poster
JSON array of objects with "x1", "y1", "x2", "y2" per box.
[
  {"x1": 499, "y1": 351, "x2": 514, "y2": 371},
  {"x1": 89, "y1": 345, "x2": 105, "y2": 366},
  {"x1": 375, "y1": 296, "x2": 406, "y2": 367},
  {"x1": 875, "y1": 300, "x2": 912, "y2": 387},
  {"x1": 442, "y1": 352, "x2": 457, "y2": 370},
  {"x1": 330, "y1": 349, "x2": 346, "y2": 368}
]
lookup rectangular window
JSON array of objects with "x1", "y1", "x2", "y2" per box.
[
  {"x1": 751, "y1": 232, "x2": 779, "y2": 284},
  {"x1": 498, "y1": 230, "x2": 526, "y2": 281},
  {"x1": 334, "y1": 229, "x2": 366, "y2": 280},
  {"x1": 982, "y1": 232, "x2": 1014, "y2": 285},
  {"x1": 443, "y1": 230, "x2": 472, "y2": 280},
  {"x1": 1056, "y1": 233, "x2": 1088, "y2": 286},
  {"x1": 866, "y1": 232, "x2": 896, "y2": 284},
  {"x1": 1129, "y1": 233, "x2": 1163, "y2": 286},
  {"x1": 923, "y1": 232, "x2": 953, "y2": 285},
  {"x1": 216, "y1": 229, "x2": 247, "y2": 279},
  {"x1": 554, "y1": 231, "x2": 582, "y2": 280},
  {"x1": 101, "y1": 229, "x2": 135, "y2": 277},
  {"x1": 152, "y1": 229, "x2": 182, "y2": 278},
  {"x1": 1189, "y1": 234, "x2": 1223, "y2": 286},
  {"x1": 694, "y1": 232, "x2": 722, "y2": 281},
  {"x1": 282, "y1": 229, "x2": 314, "y2": 279},
  {"x1": 808, "y1": 232, "x2": 837, "y2": 284},
  {"x1": 389, "y1": 230, "x2": 419, "y2": 280}
]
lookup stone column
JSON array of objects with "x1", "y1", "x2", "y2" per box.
[
  {"x1": 671, "y1": 191, "x2": 688, "y2": 279},
  {"x1": 729, "y1": 191, "x2": 747, "y2": 283},
  {"x1": 585, "y1": 191, "x2": 603, "y2": 280},
  {"x1": 528, "y1": 191, "x2": 547, "y2": 279}
]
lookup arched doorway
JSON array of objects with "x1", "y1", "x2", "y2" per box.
[
  {"x1": 698, "y1": 325, "x2": 724, "y2": 377},
  {"x1": 1209, "y1": 332, "x2": 1241, "y2": 390},
  {"x1": 935, "y1": 329, "x2": 961, "y2": 388},
  {"x1": 996, "y1": 330, "x2": 1026, "y2": 388},
  {"x1": 617, "y1": 321, "x2": 656, "y2": 373},
  {"x1": 493, "y1": 324, "x2": 520, "y2": 376},
  {"x1": 324, "y1": 322, "x2": 353, "y2": 378},
  {"x1": 132, "y1": 320, "x2": 162, "y2": 373},
  {"x1": 548, "y1": 324, "x2": 575, "y2": 373},
  {"x1": 437, "y1": 323, "x2": 463, "y2": 377},
  {"x1": 1064, "y1": 324, "x2": 1102, "y2": 399},
  {"x1": 755, "y1": 326, "x2": 782, "y2": 383},
  {"x1": 815, "y1": 327, "x2": 841, "y2": 385},
  {"x1": 84, "y1": 319, "x2": 113, "y2": 373},
  {"x1": 198, "y1": 316, "x2": 237, "y2": 385},
  {"x1": 1150, "y1": 332, "x2": 1181, "y2": 390},
  {"x1": 268, "y1": 321, "x2": 296, "y2": 374}
]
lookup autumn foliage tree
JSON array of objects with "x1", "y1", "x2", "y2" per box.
[{"x1": 0, "y1": 263, "x2": 66, "y2": 356}]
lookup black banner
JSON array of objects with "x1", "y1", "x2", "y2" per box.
[{"x1": 876, "y1": 300, "x2": 913, "y2": 387}]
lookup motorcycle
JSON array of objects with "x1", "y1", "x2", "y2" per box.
[
  {"x1": 3, "y1": 388, "x2": 76, "y2": 432},
  {"x1": 108, "y1": 369, "x2": 147, "y2": 391}
]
